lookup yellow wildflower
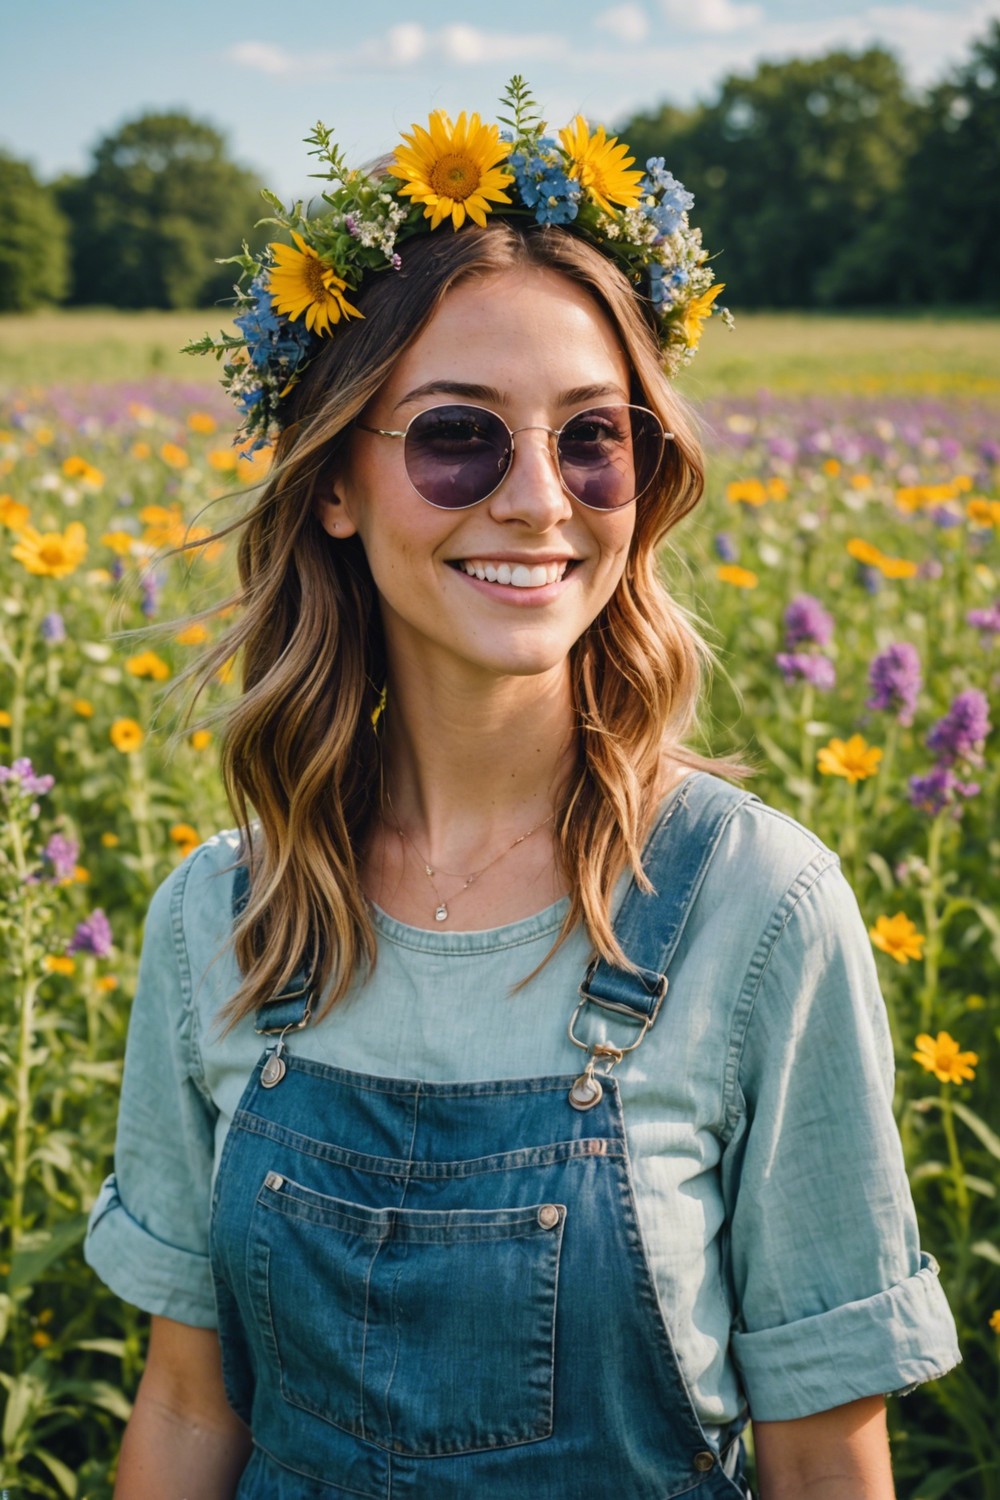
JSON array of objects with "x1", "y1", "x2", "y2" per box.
[
  {"x1": 190, "y1": 729, "x2": 213, "y2": 750},
  {"x1": 850, "y1": 474, "x2": 873, "y2": 490},
  {"x1": 101, "y1": 832, "x2": 120, "y2": 847},
  {"x1": 726, "y1": 479, "x2": 768, "y2": 507},
  {"x1": 101, "y1": 530, "x2": 136, "y2": 556},
  {"x1": 766, "y1": 477, "x2": 789, "y2": 501},
  {"x1": 160, "y1": 442, "x2": 189, "y2": 469},
  {"x1": 912, "y1": 1031, "x2": 978, "y2": 1085},
  {"x1": 846, "y1": 537, "x2": 883, "y2": 566},
  {"x1": 170, "y1": 822, "x2": 200, "y2": 857},
  {"x1": 817, "y1": 733, "x2": 883, "y2": 783},
  {"x1": 393, "y1": 109, "x2": 515, "y2": 230},
  {"x1": 140, "y1": 503, "x2": 186, "y2": 548},
  {"x1": 31, "y1": 1330, "x2": 52, "y2": 1349},
  {"x1": 62, "y1": 455, "x2": 104, "y2": 488},
  {"x1": 876, "y1": 555, "x2": 918, "y2": 581},
  {"x1": 74, "y1": 866, "x2": 89, "y2": 883},
  {"x1": 953, "y1": 474, "x2": 973, "y2": 492},
  {"x1": 176, "y1": 622, "x2": 210, "y2": 645},
  {"x1": 128, "y1": 402, "x2": 155, "y2": 424},
  {"x1": 716, "y1": 564, "x2": 758, "y2": 589},
  {"x1": 125, "y1": 650, "x2": 171, "y2": 682},
  {"x1": 98, "y1": 975, "x2": 119, "y2": 992},
  {"x1": 110, "y1": 718, "x2": 144, "y2": 753},
  {"x1": 131, "y1": 441, "x2": 152, "y2": 460},
  {"x1": 44, "y1": 955, "x2": 76, "y2": 976},
  {"x1": 967, "y1": 497, "x2": 998, "y2": 528},
  {"x1": 0, "y1": 710, "x2": 11, "y2": 728},
  {"x1": 966, "y1": 994, "x2": 986, "y2": 1011},
  {"x1": 11, "y1": 522, "x2": 88, "y2": 578},
  {"x1": 73, "y1": 699, "x2": 94, "y2": 717},
  {"x1": 208, "y1": 448, "x2": 238, "y2": 472},
  {"x1": 268, "y1": 231, "x2": 364, "y2": 334},
  {"x1": 0, "y1": 494, "x2": 31, "y2": 531},
  {"x1": 869, "y1": 913, "x2": 925, "y2": 965},
  {"x1": 822, "y1": 458, "x2": 841, "y2": 477},
  {"x1": 187, "y1": 411, "x2": 218, "y2": 435},
  {"x1": 990, "y1": 1310, "x2": 1000, "y2": 1334}
]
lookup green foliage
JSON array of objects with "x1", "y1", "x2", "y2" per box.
[
  {"x1": 55, "y1": 113, "x2": 269, "y2": 311},
  {"x1": 0, "y1": 154, "x2": 69, "y2": 314}
]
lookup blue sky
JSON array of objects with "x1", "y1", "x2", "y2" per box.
[{"x1": 4, "y1": 0, "x2": 998, "y2": 197}]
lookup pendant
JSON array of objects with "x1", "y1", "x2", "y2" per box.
[{"x1": 434, "y1": 903, "x2": 448, "y2": 922}]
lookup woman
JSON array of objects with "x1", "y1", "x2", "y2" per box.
[{"x1": 86, "y1": 88, "x2": 959, "y2": 1498}]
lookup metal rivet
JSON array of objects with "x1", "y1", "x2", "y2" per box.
[
  {"x1": 693, "y1": 1450, "x2": 716, "y2": 1473},
  {"x1": 264, "y1": 1172, "x2": 284, "y2": 1192},
  {"x1": 537, "y1": 1204, "x2": 560, "y2": 1230},
  {"x1": 568, "y1": 1072, "x2": 603, "y2": 1111},
  {"x1": 261, "y1": 1052, "x2": 286, "y2": 1088}
]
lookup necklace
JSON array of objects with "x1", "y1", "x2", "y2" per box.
[{"x1": 383, "y1": 791, "x2": 555, "y2": 923}]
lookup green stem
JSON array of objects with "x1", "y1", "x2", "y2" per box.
[
  {"x1": 797, "y1": 681, "x2": 816, "y2": 825},
  {"x1": 918, "y1": 813, "x2": 947, "y2": 1033},
  {"x1": 872, "y1": 719, "x2": 899, "y2": 819},
  {"x1": 842, "y1": 779, "x2": 859, "y2": 890},
  {"x1": 8, "y1": 591, "x2": 45, "y2": 763},
  {"x1": 939, "y1": 1085, "x2": 970, "y2": 1235}
]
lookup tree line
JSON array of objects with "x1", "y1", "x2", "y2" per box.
[{"x1": 1, "y1": 21, "x2": 997, "y2": 315}]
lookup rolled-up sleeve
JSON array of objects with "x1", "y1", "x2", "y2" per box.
[
  {"x1": 721, "y1": 859, "x2": 961, "y2": 1420},
  {"x1": 84, "y1": 850, "x2": 219, "y2": 1327}
]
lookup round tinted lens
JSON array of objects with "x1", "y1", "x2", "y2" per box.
[
  {"x1": 404, "y1": 405, "x2": 511, "y2": 509},
  {"x1": 556, "y1": 405, "x2": 664, "y2": 510}
]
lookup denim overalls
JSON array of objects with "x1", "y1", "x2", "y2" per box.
[{"x1": 211, "y1": 776, "x2": 754, "y2": 1498}]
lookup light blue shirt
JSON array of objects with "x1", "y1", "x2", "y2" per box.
[{"x1": 85, "y1": 775, "x2": 960, "y2": 1432}]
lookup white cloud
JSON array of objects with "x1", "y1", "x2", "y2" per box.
[
  {"x1": 227, "y1": 41, "x2": 298, "y2": 76},
  {"x1": 384, "y1": 23, "x2": 427, "y2": 67},
  {"x1": 440, "y1": 24, "x2": 563, "y2": 64},
  {"x1": 594, "y1": 4, "x2": 651, "y2": 44},
  {"x1": 658, "y1": 0, "x2": 764, "y2": 34}
]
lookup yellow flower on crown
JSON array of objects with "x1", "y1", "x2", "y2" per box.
[
  {"x1": 682, "y1": 283, "x2": 726, "y2": 350},
  {"x1": 558, "y1": 116, "x2": 644, "y2": 216},
  {"x1": 268, "y1": 232, "x2": 364, "y2": 336},
  {"x1": 392, "y1": 110, "x2": 514, "y2": 231}
]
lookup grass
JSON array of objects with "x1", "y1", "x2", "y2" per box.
[{"x1": 0, "y1": 307, "x2": 998, "y2": 398}]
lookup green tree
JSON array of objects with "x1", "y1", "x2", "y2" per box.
[
  {"x1": 621, "y1": 49, "x2": 919, "y2": 308},
  {"x1": 57, "y1": 112, "x2": 267, "y2": 310},
  {"x1": 0, "y1": 152, "x2": 69, "y2": 312}
]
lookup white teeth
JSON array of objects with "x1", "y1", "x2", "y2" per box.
[{"x1": 458, "y1": 559, "x2": 570, "y2": 588}]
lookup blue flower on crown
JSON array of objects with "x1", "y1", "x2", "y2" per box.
[
  {"x1": 640, "y1": 158, "x2": 694, "y2": 238},
  {"x1": 235, "y1": 278, "x2": 316, "y2": 371},
  {"x1": 509, "y1": 145, "x2": 582, "y2": 226}
]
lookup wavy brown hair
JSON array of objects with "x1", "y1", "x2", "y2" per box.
[{"x1": 164, "y1": 220, "x2": 740, "y2": 1026}]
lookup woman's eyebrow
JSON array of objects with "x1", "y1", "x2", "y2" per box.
[{"x1": 394, "y1": 380, "x2": 630, "y2": 411}]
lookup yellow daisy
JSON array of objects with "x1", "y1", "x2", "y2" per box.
[
  {"x1": 817, "y1": 733, "x2": 883, "y2": 784},
  {"x1": 267, "y1": 232, "x2": 363, "y2": 336},
  {"x1": 11, "y1": 522, "x2": 88, "y2": 578},
  {"x1": 869, "y1": 913, "x2": 925, "y2": 965},
  {"x1": 110, "y1": 718, "x2": 144, "y2": 753},
  {"x1": 912, "y1": 1031, "x2": 978, "y2": 1085},
  {"x1": 558, "y1": 116, "x2": 644, "y2": 216},
  {"x1": 681, "y1": 283, "x2": 725, "y2": 350},
  {"x1": 392, "y1": 110, "x2": 514, "y2": 231},
  {"x1": 0, "y1": 494, "x2": 31, "y2": 532},
  {"x1": 716, "y1": 564, "x2": 758, "y2": 589},
  {"x1": 125, "y1": 650, "x2": 171, "y2": 682}
]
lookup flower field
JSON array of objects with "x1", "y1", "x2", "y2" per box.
[{"x1": 0, "y1": 363, "x2": 998, "y2": 1496}]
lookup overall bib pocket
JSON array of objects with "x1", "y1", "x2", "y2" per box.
[{"x1": 248, "y1": 1170, "x2": 566, "y2": 1458}]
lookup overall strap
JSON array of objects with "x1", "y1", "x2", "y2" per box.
[
  {"x1": 578, "y1": 773, "x2": 756, "y2": 1037},
  {"x1": 231, "y1": 861, "x2": 316, "y2": 1036}
]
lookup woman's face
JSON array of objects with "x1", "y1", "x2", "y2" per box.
[{"x1": 317, "y1": 266, "x2": 638, "y2": 688}]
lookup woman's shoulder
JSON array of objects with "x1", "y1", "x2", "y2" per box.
[{"x1": 144, "y1": 824, "x2": 248, "y2": 959}]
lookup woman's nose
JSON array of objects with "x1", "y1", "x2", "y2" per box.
[{"x1": 487, "y1": 427, "x2": 574, "y2": 526}]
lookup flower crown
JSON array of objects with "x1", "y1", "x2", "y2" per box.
[{"x1": 188, "y1": 77, "x2": 730, "y2": 453}]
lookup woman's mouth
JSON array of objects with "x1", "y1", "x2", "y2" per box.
[{"x1": 452, "y1": 558, "x2": 574, "y2": 588}]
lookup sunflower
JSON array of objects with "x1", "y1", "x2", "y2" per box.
[
  {"x1": 681, "y1": 283, "x2": 725, "y2": 350},
  {"x1": 392, "y1": 110, "x2": 514, "y2": 231},
  {"x1": 558, "y1": 116, "x2": 644, "y2": 216},
  {"x1": 267, "y1": 232, "x2": 363, "y2": 336},
  {"x1": 11, "y1": 522, "x2": 88, "y2": 578}
]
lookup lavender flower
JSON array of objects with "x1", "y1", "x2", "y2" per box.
[
  {"x1": 967, "y1": 602, "x2": 1000, "y2": 637},
  {"x1": 43, "y1": 832, "x2": 80, "y2": 881},
  {"x1": 776, "y1": 653, "x2": 836, "y2": 690},
  {"x1": 67, "y1": 908, "x2": 113, "y2": 958},
  {"x1": 141, "y1": 568, "x2": 161, "y2": 619},
  {"x1": 714, "y1": 531, "x2": 737, "y2": 562},
  {"x1": 40, "y1": 612, "x2": 66, "y2": 644},
  {"x1": 783, "y1": 594, "x2": 834, "y2": 649},
  {"x1": 866, "y1": 643, "x2": 922, "y2": 727},
  {"x1": 926, "y1": 689, "x2": 991, "y2": 767},
  {"x1": 0, "y1": 759, "x2": 55, "y2": 796},
  {"x1": 909, "y1": 765, "x2": 980, "y2": 817}
]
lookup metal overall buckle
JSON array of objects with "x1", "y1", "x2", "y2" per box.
[{"x1": 566, "y1": 960, "x2": 667, "y2": 1111}]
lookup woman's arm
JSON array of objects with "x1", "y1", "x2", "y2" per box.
[
  {"x1": 753, "y1": 1394, "x2": 895, "y2": 1500},
  {"x1": 114, "y1": 1316, "x2": 252, "y2": 1500}
]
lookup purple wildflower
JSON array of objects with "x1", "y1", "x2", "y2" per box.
[
  {"x1": 714, "y1": 532, "x2": 737, "y2": 562},
  {"x1": 967, "y1": 602, "x2": 1000, "y2": 636},
  {"x1": 344, "y1": 214, "x2": 359, "y2": 237},
  {"x1": 909, "y1": 765, "x2": 980, "y2": 818},
  {"x1": 980, "y1": 438, "x2": 1000, "y2": 466},
  {"x1": 926, "y1": 689, "x2": 991, "y2": 767},
  {"x1": 390, "y1": 252, "x2": 402, "y2": 270},
  {"x1": 783, "y1": 594, "x2": 834, "y2": 649},
  {"x1": 67, "y1": 908, "x2": 113, "y2": 958},
  {"x1": 776, "y1": 653, "x2": 836, "y2": 690},
  {"x1": 40, "y1": 612, "x2": 66, "y2": 644},
  {"x1": 0, "y1": 759, "x2": 55, "y2": 796},
  {"x1": 43, "y1": 832, "x2": 80, "y2": 881},
  {"x1": 141, "y1": 569, "x2": 161, "y2": 619},
  {"x1": 866, "y1": 643, "x2": 922, "y2": 727}
]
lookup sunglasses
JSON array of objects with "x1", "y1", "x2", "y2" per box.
[{"x1": 355, "y1": 402, "x2": 671, "y2": 512}]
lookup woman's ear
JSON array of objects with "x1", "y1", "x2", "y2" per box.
[{"x1": 314, "y1": 478, "x2": 359, "y2": 539}]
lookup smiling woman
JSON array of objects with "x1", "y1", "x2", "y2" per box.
[{"x1": 86, "y1": 82, "x2": 958, "y2": 1500}]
